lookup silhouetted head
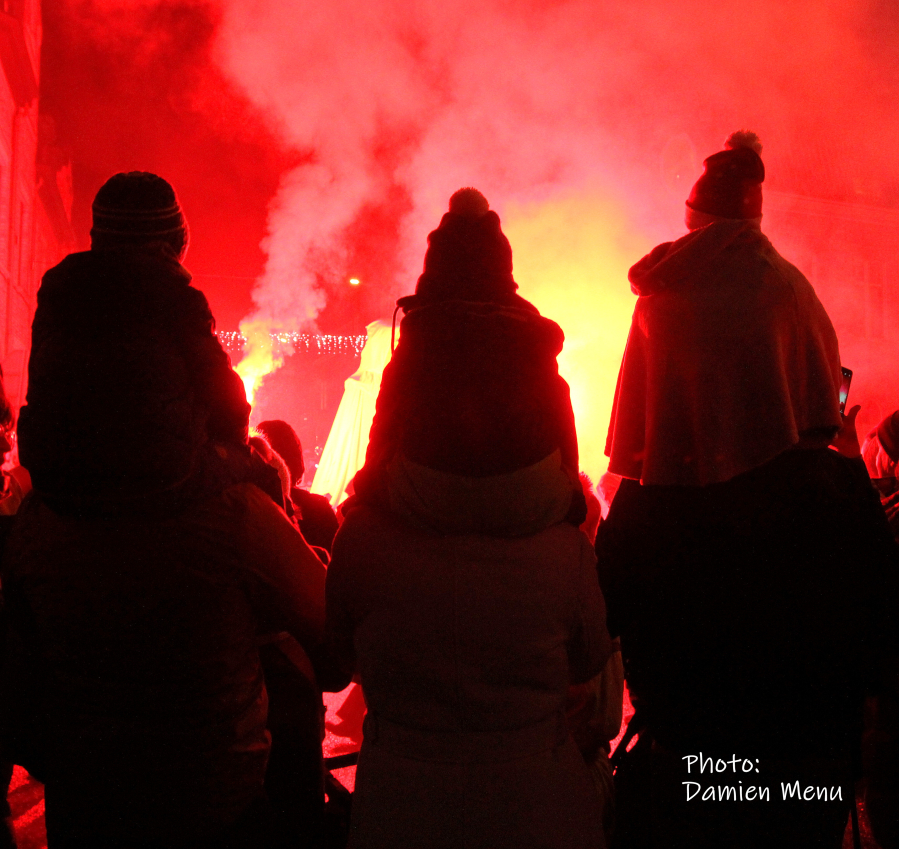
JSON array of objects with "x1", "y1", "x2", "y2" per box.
[
  {"x1": 686, "y1": 131, "x2": 765, "y2": 230},
  {"x1": 399, "y1": 187, "x2": 516, "y2": 312},
  {"x1": 90, "y1": 171, "x2": 189, "y2": 260},
  {"x1": 256, "y1": 419, "x2": 305, "y2": 486}
]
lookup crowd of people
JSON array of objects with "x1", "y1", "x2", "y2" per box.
[{"x1": 0, "y1": 131, "x2": 895, "y2": 849}]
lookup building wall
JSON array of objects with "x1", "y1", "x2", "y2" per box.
[
  {"x1": 766, "y1": 191, "x2": 899, "y2": 438},
  {"x1": 0, "y1": 0, "x2": 73, "y2": 411}
]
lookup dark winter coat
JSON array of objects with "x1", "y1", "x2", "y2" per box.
[
  {"x1": 2, "y1": 482, "x2": 327, "y2": 846},
  {"x1": 18, "y1": 248, "x2": 250, "y2": 512},
  {"x1": 326, "y1": 502, "x2": 611, "y2": 849},
  {"x1": 596, "y1": 447, "x2": 899, "y2": 759}
]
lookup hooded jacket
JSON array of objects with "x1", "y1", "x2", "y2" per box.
[
  {"x1": 326, "y1": 502, "x2": 611, "y2": 849},
  {"x1": 606, "y1": 221, "x2": 842, "y2": 487}
]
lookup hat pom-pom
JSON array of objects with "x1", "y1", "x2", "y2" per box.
[
  {"x1": 724, "y1": 130, "x2": 762, "y2": 155},
  {"x1": 449, "y1": 187, "x2": 490, "y2": 218}
]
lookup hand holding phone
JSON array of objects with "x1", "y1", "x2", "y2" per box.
[
  {"x1": 839, "y1": 367, "x2": 853, "y2": 414},
  {"x1": 830, "y1": 403, "x2": 861, "y2": 458}
]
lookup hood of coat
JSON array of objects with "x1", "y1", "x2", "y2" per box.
[
  {"x1": 608, "y1": 220, "x2": 842, "y2": 486},
  {"x1": 628, "y1": 220, "x2": 765, "y2": 297},
  {"x1": 386, "y1": 449, "x2": 575, "y2": 537}
]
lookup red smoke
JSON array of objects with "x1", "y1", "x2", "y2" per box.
[{"x1": 43, "y1": 0, "x2": 899, "y2": 471}]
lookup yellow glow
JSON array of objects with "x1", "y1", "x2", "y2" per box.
[
  {"x1": 504, "y1": 190, "x2": 650, "y2": 482},
  {"x1": 234, "y1": 317, "x2": 286, "y2": 408},
  {"x1": 349, "y1": 277, "x2": 360, "y2": 285}
]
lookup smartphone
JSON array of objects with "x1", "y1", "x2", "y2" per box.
[{"x1": 839, "y1": 367, "x2": 852, "y2": 414}]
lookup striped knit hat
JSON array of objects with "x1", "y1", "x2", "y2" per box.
[{"x1": 90, "y1": 172, "x2": 189, "y2": 259}]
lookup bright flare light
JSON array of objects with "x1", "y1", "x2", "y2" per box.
[
  {"x1": 504, "y1": 189, "x2": 651, "y2": 482},
  {"x1": 235, "y1": 317, "x2": 288, "y2": 407}
]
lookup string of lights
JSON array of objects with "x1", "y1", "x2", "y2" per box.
[{"x1": 217, "y1": 331, "x2": 367, "y2": 357}]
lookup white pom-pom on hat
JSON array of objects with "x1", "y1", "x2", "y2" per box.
[
  {"x1": 448, "y1": 187, "x2": 490, "y2": 218},
  {"x1": 725, "y1": 130, "x2": 762, "y2": 155}
]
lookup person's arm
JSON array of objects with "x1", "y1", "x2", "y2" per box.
[
  {"x1": 568, "y1": 533, "x2": 614, "y2": 686},
  {"x1": 322, "y1": 522, "x2": 362, "y2": 693},
  {"x1": 225, "y1": 483, "x2": 350, "y2": 689},
  {"x1": 594, "y1": 477, "x2": 655, "y2": 639}
]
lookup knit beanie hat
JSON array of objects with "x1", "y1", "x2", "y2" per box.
[
  {"x1": 90, "y1": 172, "x2": 189, "y2": 259},
  {"x1": 686, "y1": 131, "x2": 765, "y2": 221},
  {"x1": 399, "y1": 188, "x2": 516, "y2": 311}
]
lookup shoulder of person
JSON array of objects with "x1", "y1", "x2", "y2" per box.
[
  {"x1": 36, "y1": 251, "x2": 94, "y2": 297},
  {"x1": 332, "y1": 503, "x2": 411, "y2": 554},
  {"x1": 209, "y1": 481, "x2": 288, "y2": 528},
  {"x1": 294, "y1": 488, "x2": 336, "y2": 515}
]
